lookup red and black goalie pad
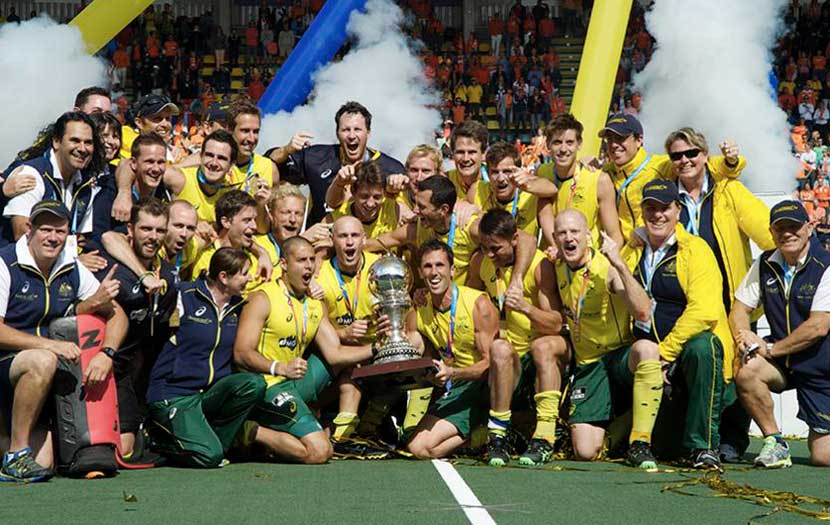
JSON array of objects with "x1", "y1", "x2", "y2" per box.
[{"x1": 51, "y1": 315, "x2": 120, "y2": 477}]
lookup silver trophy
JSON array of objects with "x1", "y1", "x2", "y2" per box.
[{"x1": 368, "y1": 254, "x2": 420, "y2": 363}]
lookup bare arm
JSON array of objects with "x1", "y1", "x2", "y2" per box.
[
  {"x1": 313, "y1": 315, "x2": 373, "y2": 366},
  {"x1": 507, "y1": 259, "x2": 562, "y2": 335},
  {"x1": 601, "y1": 230, "x2": 651, "y2": 322},
  {"x1": 101, "y1": 232, "x2": 148, "y2": 277},
  {"x1": 597, "y1": 172, "x2": 624, "y2": 245},
  {"x1": 729, "y1": 298, "x2": 754, "y2": 346},
  {"x1": 164, "y1": 165, "x2": 186, "y2": 196},
  {"x1": 466, "y1": 252, "x2": 485, "y2": 290},
  {"x1": 452, "y1": 295, "x2": 497, "y2": 382},
  {"x1": 364, "y1": 223, "x2": 413, "y2": 252},
  {"x1": 233, "y1": 291, "x2": 277, "y2": 374},
  {"x1": 536, "y1": 198, "x2": 555, "y2": 248},
  {"x1": 769, "y1": 312, "x2": 830, "y2": 358},
  {"x1": 270, "y1": 160, "x2": 280, "y2": 187}
]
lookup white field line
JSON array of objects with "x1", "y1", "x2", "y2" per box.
[{"x1": 431, "y1": 459, "x2": 497, "y2": 525}]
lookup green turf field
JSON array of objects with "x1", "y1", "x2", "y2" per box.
[{"x1": 1, "y1": 439, "x2": 826, "y2": 525}]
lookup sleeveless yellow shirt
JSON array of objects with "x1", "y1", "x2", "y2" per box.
[
  {"x1": 316, "y1": 252, "x2": 379, "y2": 343},
  {"x1": 330, "y1": 198, "x2": 399, "y2": 239},
  {"x1": 230, "y1": 153, "x2": 274, "y2": 195},
  {"x1": 416, "y1": 285, "x2": 484, "y2": 368},
  {"x1": 176, "y1": 167, "x2": 233, "y2": 225},
  {"x1": 480, "y1": 250, "x2": 547, "y2": 356},
  {"x1": 540, "y1": 163, "x2": 601, "y2": 243},
  {"x1": 189, "y1": 240, "x2": 263, "y2": 296},
  {"x1": 474, "y1": 183, "x2": 539, "y2": 238},
  {"x1": 415, "y1": 214, "x2": 478, "y2": 285},
  {"x1": 255, "y1": 280, "x2": 325, "y2": 387},
  {"x1": 554, "y1": 252, "x2": 632, "y2": 365}
]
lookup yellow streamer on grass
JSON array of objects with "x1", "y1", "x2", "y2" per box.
[{"x1": 69, "y1": 0, "x2": 154, "y2": 55}]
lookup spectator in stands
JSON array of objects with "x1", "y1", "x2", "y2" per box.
[
  {"x1": 467, "y1": 77, "x2": 484, "y2": 121},
  {"x1": 489, "y1": 10, "x2": 504, "y2": 57},
  {"x1": 800, "y1": 96, "x2": 816, "y2": 131},
  {"x1": 245, "y1": 20, "x2": 258, "y2": 59},
  {"x1": 815, "y1": 101, "x2": 830, "y2": 140}
]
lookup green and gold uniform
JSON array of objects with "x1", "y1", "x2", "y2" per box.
[
  {"x1": 447, "y1": 169, "x2": 478, "y2": 203},
  {"x1": 415, "y1": 285, "x2": 487, "y2": 436},
  {"x1": 330, "y1": 198, "x2": 398, "y2": 239},
  {"x1": 415, "y1": 214, "x2": 478, "y2": 285},
  {"x1": 555, "y1": 252, "x2": 636, "y2": 425},
  {"x1": 250, "y1": 280, "x2": 332, "y2": 438},
  {"x1": 539, "y1": 163, "x2": 601, "y2": 243},
  {"x1": 229, "y1": 153, "x2": 274, "y2": 195},
  {"x1": 252, "y1": 232, "x2": 283, "y2": 280},
  {"x1": 474, "y1": 183, "x2": 539, "y2": 238},
  {"x1": 158, "y1": 237, "x2": 201, "y2": 281},
  {"x1": 316, "y1": 252, "x2": 379, "y2": 344},
  {"x1": 176, "y1": 167, "x2": 232, "y2": 225}
]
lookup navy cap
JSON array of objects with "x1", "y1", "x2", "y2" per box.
[
  {"x1": 134, "y1": 93, "x2": 180, "y2": 118},
  {"x1": 598, "y1": 113, "x2": 643, "y2": 138},
  {"x1": 30, "y1": 200, "x2": 70, "y2": 223},
  {"x1": 770, "y1": 200, "x2": 809, "y2": 225},
  {"x1": 641, "y1": 179, "x2": 680, "y2": 205}
]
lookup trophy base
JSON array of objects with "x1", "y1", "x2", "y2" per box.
[
  {"x1": 373, "y1": 340, "x2": 421, "y2": 364},
  {"x1": 351, "y1": 357, "x2": 436, "y2": 392}
]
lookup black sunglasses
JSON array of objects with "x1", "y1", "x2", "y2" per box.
[{"x1": 669, "y1": 148, "x2": 701, "y2": 161}]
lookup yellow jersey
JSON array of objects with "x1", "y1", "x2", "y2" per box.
[
  {"x1": 447, "y1": 169, "x2": 478, "y2": 202},
  {"x1": 252, "y1": 232, "x2": 283, "y2": 281},
  {"x1": 175, "y1": 167, "x2": 233, "y2": 226},
  {"x1": 158, "y1": 237, "x2": 201, "y2": 280},
  {"x1": 480, "y1": 250, "x2": 547, "y2": 356},
  {"x1": 229, "y1": 153, "x2": 275, "y2": 195},
  {"x1": 474, "y1": 183, "x2": 539, "y2": 238},
  {"x1": 540, "y1": 163, "x2": 601, "y2": 243},
  {"x1": 416, "y1": 284, "x2": 484, "y2": 369},
  {"x1": 415, "y1": 213, "x2": 478, "y2": 285},
  {"x1": 189, "y1": 240, "x2": 263, "y2": 296},
  {"x1": 330, "y1": 198, "x2": 399, "y2": 239},
  {"x1": 316, "y1": 252, "x2": 379, "y2": 343},
  {"x1": 554, "y1": 252, "x2": 632, "y2": 365},
  {"x1": 604, "y1": 148, "x2": 664, "y2": 242},
  {"x1": 255, "y1": 280, "x2": 325, "y2": 387}
]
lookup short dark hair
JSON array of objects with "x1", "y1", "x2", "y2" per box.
[
  {"x1": 484, "y1": 141, "x2": 519, "y2": 168},
  {"x1": 215, "y1": 190, "x2": 256, "y2": 231},
  {"x1": 89, "y1": 111, "x2": 122, "y2": 143},
  {"x1": 131, "y1": 132, "x2": 167, "y2": 159},
  {"x1": 50, "y1": 111, "x2": 106, "y2": 175},
  {"x1": 417, "y1": 239, "x2": 454, "y2": 267},
  {"x1": 74, "y1": 86, "x2": 110, "y2": 109},
  {"x1": 335, "y1": 101, "x2": 372, "y2": 131},
  {"x1": 207, "y1": 247, "x2": 250, "y2": 282},
  {"x1": 130, "y1": 197, "x2": 168, "y2": 224},
  {"x1": 202, "y1": 129, "x2": 238, "y2": 162},
  {"x1": 450, "y1": 120, "x2": 488, "y2": 152},
  {"x1": 479, "y1": 209, "x2": 517, "y2": 239},
  {"x1": 281, "y1": 235, "x2": 314, "y2": 259},
  {"x1": 545, "y1": 113, "x2": 584, "y2": 144},
  {"x1": 224, "y1": 100, "x2": 261, "y2": 131},
  {"x1": 352, "y1": 161, "x2": 384, "y2": 192},
  {"x1": 416, "y1": 175, "x2": 456, "y2": 210}
]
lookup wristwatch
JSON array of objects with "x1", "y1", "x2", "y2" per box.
[{"x1": 101, "y1": 346, "x2": 117, "y2": 359}]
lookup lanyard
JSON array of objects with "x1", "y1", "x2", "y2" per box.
[
  {"x1": 446, "y1": 212, "x2": 458, "y2": 249},
  {"x1": 681, "y1": 194, "x2": 702, "y2": 236},
  {"x1": 615, "y1": 154, "x2": 651, "y2": 207},
  {"x1": 510, "y1": 189, "x2": 520, "y2": 218},
  {"x1": 332, "y1": 257, "x2": 361, "y2": 316},
  {"x1": 45, "y1": 172, "x2": 82, "y2": 234},
  {"x1": 556, "y1": 171, "x2": 579, "y2": 210},
  {"x1": 242, "y1": 157, "x2": 256, "y2": 194},
  {"x1": 444, "y1": 284, "x2": 459, "y2": 359},
  {"x1": 783, "y1": 264, "x2": 796, "y2": 294},
  {"x1": 480, "y1": 163, "x2": 489, "y2": 183},
  {"x1": 283, "y1": 282, "x2": 308, "y2": 347},
  {"x1": 267, "y1": 232, "x2": 281, "y2": 259},
  {"x1": 495, "y1": 269, "x2": 505, "y2": 312},
  {"x1": 174, "y1": 251, "x2": 182, "y2": 272}
]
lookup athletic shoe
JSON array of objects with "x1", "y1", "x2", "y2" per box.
[
  {"x1": 626, "y1": 440, "x2": 657, "y2": 470},
  {"x1": 331, "y1": 437, "x2": 391, "y2": 460},
  {"x1": 719, "y1": 443, "x2": 743, "y2": 464},
  {"x1": 518, "y1": 438, "x2": 554, "y2": 466},
  {"x1": 487, "y1": 434, "x2": 510, "y2": 467},
  {"x1": 0, "y1": 448, "x2": 53, "y2": 483},
  {"x1": 753, "y1": 436, "x2": 792, "y2": 469},
  {"x1": 690, "y1": 448, "x2": 723, "y2": 471}
]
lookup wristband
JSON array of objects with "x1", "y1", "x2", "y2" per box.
[
  {"x1": 138, "y1": 271, "x2": 155, "y2": 284},
  {"x1": 269, "y1": 361, "x2": 278, "y2": 376}
]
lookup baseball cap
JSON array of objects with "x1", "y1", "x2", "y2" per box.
[
  {"x1": 598, "y1": 113, "x2": 643, "y2": 138},
  {"x1": 641, "y1": 179, "x2": 680, "y2": 205},
  {"x1": 770, "y1": 200, "x2": 809, "y2": 225},
  {"x1": 30, "y1": 200, "x2": 71, "y2": 223},
  {"x1": 133, "y1": 94, "x2": 180, "y2": 118}
]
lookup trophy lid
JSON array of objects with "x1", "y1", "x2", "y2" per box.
[{"x1": 368, "y1": 254, "x2": 412, "y2": 294}]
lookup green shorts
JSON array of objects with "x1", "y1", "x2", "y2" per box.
[
  {"x1": 569, "y1": 346, "x2": 633, "y2": 425},
  {"x1": 429, "y1": 379, "x2": 488, "y2": 438},
  {"x1": 252, "y1": 354, "x2": 333, "y2": 438}
]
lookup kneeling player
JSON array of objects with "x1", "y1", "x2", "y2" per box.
[
  {"x1": 405, "y1": 240, "x2": 498, "y2": 459},
  {"x1": 233, "y1": 237, "x2": 374, "y2": 464},
  {"x1": 554, "y1": 210, "x2": 663, "y2": 469},
  {"x1": 467, "y1": 209, "x2": 569, "y2": 466}
]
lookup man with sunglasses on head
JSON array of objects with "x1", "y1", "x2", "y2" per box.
[
  {"x1": 665, "y1": 127, "x2": 775, "y2": 462},
  {"x1": 599, "y1": 114, "x2": 744, "y2": 242}
]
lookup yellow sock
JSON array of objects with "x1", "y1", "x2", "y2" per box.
[
  {"x1": 403, "y1": 388, "x2": 433, "y2": 433},
  {"x1": 532, "y1": 390, "x2": 561, "y2": 442},
  {"x1": 630, "y1": 359, "x2": 663, "y2": 444},
  {"x1": 488, "y1": 409, "x2": 511, "y2": 437},
  {"x1": 332, "y1": 412, "x2": 359, "y2": 441}
]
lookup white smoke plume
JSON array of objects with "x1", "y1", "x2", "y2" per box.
[
  {"x1": 634, "y1": 0, "x2": 797, "y2": 193},
  {"x1": 0, "y1": 16, "x2": 107, "y2": 167},
  {"x1": 258, "y1": 0, "x2": 441, "y2": 163}
]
